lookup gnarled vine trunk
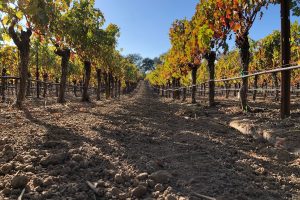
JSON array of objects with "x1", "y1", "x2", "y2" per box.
[
  {"x1": 82, "y1": 61, "x2": 91, "y2": 102},
  {"x1": 8, "y1": 20, "x2": 32, "y2": 108},
  {"x1": 205, "y1": 51, "x2": 216, "y2": 107},
  {"x1": 55, "y1": 48, "x2": 70, "y2": 103},
  {"x1": 26, "y1": 72, "x2": 31, "y2": 97},
  {"x1": 191, "y1": 66, "x2": 198, "y2": 104},
  {"x1": 236, "y1": 33, "x2": 250, "y2": 111},
  {"x1": 18, "y1": 44, "x2": 31, "y2": 108}
]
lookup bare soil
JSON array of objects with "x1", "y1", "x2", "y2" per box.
[{"x1": 0, "y1": 81, "x2": 299, "y2": 200}]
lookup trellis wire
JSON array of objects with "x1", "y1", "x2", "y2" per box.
[{"x1": 153, "y1": 64, "x2": 300, "y2": 92}]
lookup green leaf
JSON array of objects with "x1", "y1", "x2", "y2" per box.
[{"x1": 87, "y1": 29, "x2": 93, "y2": 38}]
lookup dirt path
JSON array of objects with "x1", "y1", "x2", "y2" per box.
[{"x1": 0, "y1": 81, "x2": 299, "y2": 200}]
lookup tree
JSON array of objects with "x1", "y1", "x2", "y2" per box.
[
  {"x1": 291, "y1": 0, "x2": 300, "y2": 16},
  {"x1": 141, "y1": 58, "x2": 154, "y2": 72},
  {"x1": 153, "y1": 56, "x2": 163, "y2": 67},
  {"x1": 126, "y1": 54, "x2": 143, "y2": 70}
]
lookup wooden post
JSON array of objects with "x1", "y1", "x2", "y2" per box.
[{"x1": 280, "y1": 0, "x2": 291, "y2": 119}]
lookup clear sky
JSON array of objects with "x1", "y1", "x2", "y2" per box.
[{"x1": 95, "y1": 1, "x2": 299, "y2": 59}]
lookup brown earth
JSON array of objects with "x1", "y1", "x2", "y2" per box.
[{"x1": 0, "y1": 81, "x2": 299, "y2": 200}]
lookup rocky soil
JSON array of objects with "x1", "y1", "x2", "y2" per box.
[{"x1": 0, "y1": 81, "x2": 299, "y2": 200}]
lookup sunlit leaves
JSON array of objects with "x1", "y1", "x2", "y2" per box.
[
  {"x1": 197, "y1": 24, "x2": 214, "y2": 52},
  {"x1": 15, "y1": 10, "x2": 23, "y2": 19},
  {"x1": 1, "y1": 32, "x2": 11, "y2": 42},
  {"x1": 2, "y1": 15, "x2": 9, "y2": 25}
]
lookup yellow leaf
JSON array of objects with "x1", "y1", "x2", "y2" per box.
[
  {"x1": 2, "y1": 33, "x2": 11, "y2": 42},
  {"x1": 2, "y1": 15, "x2": 9, "y2": 25},
  {"x1": 16, "y1": 11, "x2": 23, "y2": 19}
]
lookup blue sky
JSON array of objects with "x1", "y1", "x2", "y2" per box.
[{"x1": 95, "y1": 1, "x2": 299, "y2": 59}]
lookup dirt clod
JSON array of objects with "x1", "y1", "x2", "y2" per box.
[
  {"x1": 131, "y1": 185, "x2": 147, "y2": 198},
  {"x1": 11, "y1": 175, "x2": 28, "y2": 189},
  {"x1": 40, "y1": 153, "x2": 67, "y2": 166},
  {"x1": 114, "y1": 173, "x2": 125, "y2": 184},
  {"x1": 150, "y1": 170, "x2": 172, "y2": 184},
  {"x1": 136, "y1": 172, "x2": 148, "y2": 180}
]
